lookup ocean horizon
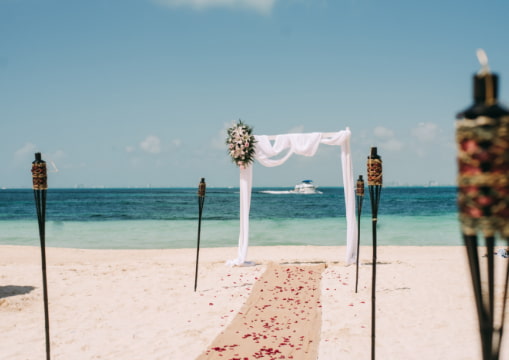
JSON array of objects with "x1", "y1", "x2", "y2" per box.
[{"x1": 0, "y1": 186, "x2": 466, "y2": 249}]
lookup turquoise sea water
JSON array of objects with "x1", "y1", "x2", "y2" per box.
[{"x1": 0, "y1": 187, "x2": 462, "y2": 249}]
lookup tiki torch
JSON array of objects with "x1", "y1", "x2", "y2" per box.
[
  {"x1": 32, "y1": 152, "x2": 50, "y2": 360},
  {"x1": 194, "y1": 178, "x2": 206, "y2": 292},
  {"x1": 456, "y1": 49, "x2": 509, "y2": 360},
  {"x1": 355, "y1": 175, "x2": 365, "y2": 293},
  {"x1": 367, "y1": 147, "x2": 382, "y2": 360}
]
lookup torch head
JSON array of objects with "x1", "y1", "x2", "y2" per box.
[
  {"x1": 356, "y1": 175, "x2": 365, "y2": 196},
  {"x1": 367, "y1": 147, "x2": 383, "y2": 186},
  {"x1": 32, "y1": 152, "x2": 48, "y2": 190},
  {"x1": 198, "y1": 178, "x2": 206, "y2": 198}
]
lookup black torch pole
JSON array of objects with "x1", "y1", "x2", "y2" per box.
[
  {"x1": 367, "y1": 147, "x2": 382, "y2": 360},
  {"x1": 355, "y1": 175, "x2": 365, "y2": 293},
  {"x1": 194, "y1": 178, "x2": 206, "y2": 292},
  {"x1": 456, "y1": 50, "x2": 509, "y2": 360},
  {"x1": 32, "y1": 152, "x2": 50, "y2": 360}
]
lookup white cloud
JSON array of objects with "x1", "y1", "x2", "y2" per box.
[
  {"x1": 172, "y1": 138, "x2": 182, "y2": 147},
  {"x1": 288, "y1": 125, "x2": 305, "y2": 134},
  {"x1": 360, "y1": 126, "x2": 405, "y2": 152},
  {"x1": 380, "y1": 138, "x2": 404, "y2": 152},
  {"x1": 129, "y1": 156, "x2": 143, "y2": 168},
  {"x1": 369, "y1": 126, "x2": 404, "y2": 152},
  {"x1": 153, "y1": 0, "x2": 276, "y2": 14},
  {"x1": 13, "y1": 144, "x2": 65, "y2": 172},
  {"x1": 125, "y1": 146, "x2": 136, "y2": 153},
  {"x1": 50, "y1": 149, "x2": 66, "y2": 160},
  {"x1": 140, "y1": 135, "x2": 162, "y2": 154},
  {"x1": 373, "y1": 126, "x2": 394, "y2": 139},
  {"x1": 211, "y1": 122, "x2": 233, "y2": 150},
  {"x1": 14, "y1": 142, "x2": 37, "y2": 160},
  {"x1": 42, "y1": 150, "x2": 66, "y2": 173},
  {"x1": 411, "y1": 122, "x2": 439, "y2": 143}
]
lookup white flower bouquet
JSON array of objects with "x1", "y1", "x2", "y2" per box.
[{"x1": 226, "y1": 120, "x2": 256, "y2": 168}]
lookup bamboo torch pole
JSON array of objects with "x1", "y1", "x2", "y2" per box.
[
  {"x1": 367, "y1": 147, "x2": 382, "y2": 360},
  {"x1": 456, "y1": 49, "x2": 509, "y2": 360},
  {"x1": 194, "y1": 178, "x2": 206, "y2": 292},
  {"x1": 32, "y1": 152, "x2": 50, "y2": 360},
  {"x1": 355, "y1": 175, "x2": 365, "y2": 293}
]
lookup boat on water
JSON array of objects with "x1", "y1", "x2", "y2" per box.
[{"x1": 290, "y1": 180, "x2": 322, "y2": 194}]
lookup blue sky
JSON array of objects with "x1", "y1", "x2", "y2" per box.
[{"x1": 2, "y1": 0, "x2": 509, "y2": 188}]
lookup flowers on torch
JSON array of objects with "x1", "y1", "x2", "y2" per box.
[{"x1": 226, "y1": 120, "x2": 256, "y2": 168}]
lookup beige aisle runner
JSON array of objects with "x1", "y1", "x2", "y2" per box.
[{"x1": 197, "y1": 263, "x2": 325, "y2": 360}]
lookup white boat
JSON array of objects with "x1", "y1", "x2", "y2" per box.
[{"x1": 291, "y1": 180, "x2": 321, "y2": 194}]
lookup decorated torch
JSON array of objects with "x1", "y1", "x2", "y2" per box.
[
  {"x1": 355, "y1": 175, "x2": 365, "y2": 293},
  {"x1": 367, "y1": 147, "x2": 382, "y2": 360},
  {"x1": 456, "y1": 49, "x2": 509, "y2": 360},
  {"x1": 32, "y1": 152, "x2": 51, "y2": 360},
  {"x1": 194, "y1": 178, "x2": 206, "y2": 292}
]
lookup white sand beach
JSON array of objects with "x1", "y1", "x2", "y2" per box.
[{"x1": 1, "y1": 245, "x2": 508, "y2": 359}]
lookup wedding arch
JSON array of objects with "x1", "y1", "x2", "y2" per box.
[{"x1": 227, "y1": 127, "x2": 357, "y2": 266}]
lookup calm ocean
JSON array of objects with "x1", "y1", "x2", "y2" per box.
[{"x1": 0, "y1": 187, "x2": 462, "y2": 249}]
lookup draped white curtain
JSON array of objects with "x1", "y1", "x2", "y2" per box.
[{"x1": 227, "y1": 128, "x2": 357, "y2": 266}]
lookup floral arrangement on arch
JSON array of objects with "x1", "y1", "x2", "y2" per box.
[{"x1": 226, "y1": 120, "x2": 257, "y2": 168}]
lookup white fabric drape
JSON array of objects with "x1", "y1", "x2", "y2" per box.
[
  {"x1": 255, "y1": 132, "x2": 323, "y2": 167},
  {"x1": 227, "y1": 128, "x2": 357, "y2": 266}
]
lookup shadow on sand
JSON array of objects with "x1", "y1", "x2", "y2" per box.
[{"x1": 0, "y1": 285, "x2": 35, "y2": 299}]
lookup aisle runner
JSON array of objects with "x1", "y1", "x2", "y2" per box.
[{"x1": 197, "y1": 263, "x2": 325, "y2": 360}]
